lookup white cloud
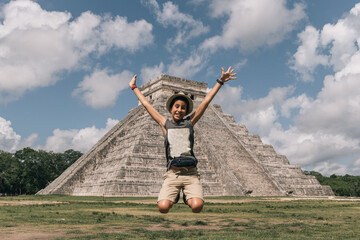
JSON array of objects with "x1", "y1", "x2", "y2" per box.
[
  {"x1": 68, "y1": 11, "x2": 101, "y2": 56},
  {"x1": 290, "y1": 26, "x2": 329, "y2": 81},
  {"x1": 291, "y1": 3, "x2": 360, "y2": 81},
  {"x1": 43, "y1": 118, "x2": 119, "y2": 153},
  {"x1": 240, "y1": 105, "x2": 278, "y2": 137},
  {"x1": 99, "y1": 15, "x2": 153, "y2": 53},
  {"x1": 280, "y1": 94, "x2": 311, "y2": 118},
  {"x1": 213, "y1": 84, "x2": 243, "y2": 106},
  {"x1": 250, "y1": 72, "x2": 360, "y2": 175},
  {"x1": 167, "y1": 52, "x2": 206, "y2": 78},
  {"x1": 238, "y1": 86, "x2": 294, "y2": 136},
  {"x1": 233, "y1": 59, "x2": 248, "y2": 71},
  {"x1": 265, "y1": 126, "x2": 360, "y2": 167},
  {"x1": 259, "y1": 72, "x2": 360, "y2": 173},
  {"x1": 213, "y1": 73, "x2": 360, "y2": 175},
  {"x1": 214, "y1": 85, "x2": 294, "y2": 136},
  {"x1": 188, "y1": 0, "x2": 207, "y2": 6},
  {"x1": 295, "y1": 73, "x2": 360, "y2": 138},
  {"x1": 73, "y1": 69, "x2": 133, "y2": 109},
  {"x1": 352, "y1": 158, "x2": 360, "y2": 172},
  {"x1": 313, "y1": 162, "x2": 348, "y2": 176},
  {"x1": 140, "y1": 62, "x2": 165, "y2": 83},
  {"x1": 0, "y1": 116, "x2": 118, "y2": 153},
  {"x1": 0, "y1": 0, "x2": 71, "y2": 35},
  {"x1": 19, "y1": 133, "x2": 38, "y2": 149},
  {"x1": 43, "y1": 129, "x2": 78, "y2": 153},
  {"x1": 238, "y1": 2, "x2": 360, "y2": 175},
  {"x1": 0, "y1": 116, "x2": 39, "y2": 152},
  {"x1": 142, "y1": 0, "x2": 209, "y2": 49},
  {"x1": 201, "y1": 0, "x2": 306, "y2": 52},
  {"x1": 0, "y1": 116, "x2": 21, "y2": 152},
  {"x1": 335, "y1": 48, "x2": 360, "y2": 78},
  {"x1": 321, "y1": 19, "x2": 359, "y2": 72},
  {"x1": 0, "y1": 0, "x2": 153, "y2": 103},
  {"x1": 0, "y1": 0, "x2": 76, "y2": 102}
]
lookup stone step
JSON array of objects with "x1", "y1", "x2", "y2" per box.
[
  {"x1": 228, "y1": 123, "x2": 249, "y2": 135},
  {"x1": 132, "y1": 144, "x2": 165, "y2": 155},
  {"x1": 291, "y1": 187, "x2": 332, "y2": 196},
  {"x1": 222, "y1": 114, "x2": 236, "y2": 124},
  {"x1": 241, "y1": 134, "x2": 263, "y2": 146},
  {"x1": 73, "y1": 180, "x2": 162, "y2": 196},
  {"x1": 257, "y1": 155, "x2": 289, "y2": 165},
  {"x1": 81, "y1": 168, "x2": 165, "y2": 182},
  {"x1": 283, "y1": 184, "x2": 326, "y2": 189},
  {"x1": 202, "y1": 184, "x2": 226, "y2": 196},
  {"x1": 248, "y1": 144, "x2": 277, "y2": 156},
  {"x1": 212, "y1": 104, "x2": 223, "y2": 113}
]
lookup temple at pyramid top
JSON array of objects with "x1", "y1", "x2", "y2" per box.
[
  {"x1": 139, "y1": 74, "x2": 207, "y2": 103},
  {"x1": 38, "y1": 74, "x2": 334, "y2": 197}
]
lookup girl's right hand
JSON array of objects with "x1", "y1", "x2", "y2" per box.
[
  {"x1": 219, "y1": 67, "x2": 237, "y2": 83},
  {"x1": 129, "y1": 74, "x2": 137, "y2": 88}
]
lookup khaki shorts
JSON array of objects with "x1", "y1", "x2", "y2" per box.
[{"x1": 157, "y1": 167, "x2": 204, "y2": 202}]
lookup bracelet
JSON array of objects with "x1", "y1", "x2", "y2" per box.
[
  {"x1": 131, "y1": 85, "x2": 137, "y2": 90},
  {"x1": 216, "y1": 79, "x2": 224, "y2": 85}
]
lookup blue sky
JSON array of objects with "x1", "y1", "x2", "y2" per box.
[{"x1": 1, "y1": 0, "x2": 360, "y2": 176}]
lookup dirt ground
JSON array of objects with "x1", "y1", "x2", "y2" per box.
[
  {"x1": 1, "y1": 196, "x2": 359, "y2": 206},
  {"x1": 1, "y1": 230, "x2": 63, "y2": 240},
  {"x1": 0, "y1": 201, "x2": 66, "y2": 206}
]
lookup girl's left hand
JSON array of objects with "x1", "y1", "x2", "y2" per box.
[
  {"x1": 219, "y1": 66, "x2": 237, "y2": 83},
  {"x1": 129, "y1": 74, "x2": 137, "y2": 88}
]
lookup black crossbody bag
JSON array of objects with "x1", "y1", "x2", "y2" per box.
[{"x1": 170, "y1": 157, "x2": 197, "y2": 168}]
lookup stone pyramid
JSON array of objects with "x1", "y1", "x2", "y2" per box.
[{"x1": 38, "y1": 75, "x2": 334, "y2": 197}]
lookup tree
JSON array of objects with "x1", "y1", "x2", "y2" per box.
[
  {"x1": 0, "y1": 148, "x2": 82, "y2": 195},
  {"x1": 0, "y1": 151, "x2": 21, "y2": 195},
  {"x1": 306, "y1": 171, "x2": 360, "y2": 197}
]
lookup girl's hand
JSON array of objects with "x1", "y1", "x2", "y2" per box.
[
  {"x1": 219, "y1": 66, "x2": 237, "y2": 83},
  {"x1": 129, "y1": 74, "x2": 137, "y2": 88}
]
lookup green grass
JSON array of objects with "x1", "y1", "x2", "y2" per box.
[{"x1": 1, "y1": 195, "x2": 360, "y2": 239}]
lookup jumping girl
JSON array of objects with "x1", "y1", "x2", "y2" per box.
[{"x1": 129, "y1": 67, "x2": 237, "y2": 213}]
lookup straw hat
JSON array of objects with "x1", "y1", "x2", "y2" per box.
[{"x1": 166, "y1": 92, "x2": 193, "y2": 115}]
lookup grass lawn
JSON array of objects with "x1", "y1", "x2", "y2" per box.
[{"x1": 0, "y1": 195, "x2": 359, "y2": 239}]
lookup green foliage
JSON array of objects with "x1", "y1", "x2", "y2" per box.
[
  {"x1": 0, "y1": 148, "x2": 82, "y2": 195},
  {"x1": 0, "y1": 151, "x2": 20, "y2": 194},
  {"x1": 305, "y1": 171, "x2": 360, "y2": 196}
]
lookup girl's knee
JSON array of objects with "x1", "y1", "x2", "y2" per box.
[
  {"x1": 191, "y1": 205, "x2": 203, "y2": 213},
  {"x1": 187, "y1": 198, "x2": 203, "y2": 213},
  {"x1": 158, "y1": 200, "x2": 173, "y2": 214}
]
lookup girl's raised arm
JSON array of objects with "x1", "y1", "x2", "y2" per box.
[
  {"x1": 190, "y1": 67, "x2": 237, "y2": 126},
  {"x1": 129, "y1": 75, "x2": 167, "y2": 135}
]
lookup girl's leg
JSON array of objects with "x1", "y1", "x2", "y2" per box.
[
  {"x1": 157, "y1": 199, "x2": 174, "y2": 214},
  {"x1": 157, "y1": 169, "x2": 181, "y2": 214},
  {"x1": 187, "y1": 197, "x2": 203, "y2": 213}
]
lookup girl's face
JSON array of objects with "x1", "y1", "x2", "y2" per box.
[{"x1": 171, "y1": 99, "x2": 187, "y2": 122}]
